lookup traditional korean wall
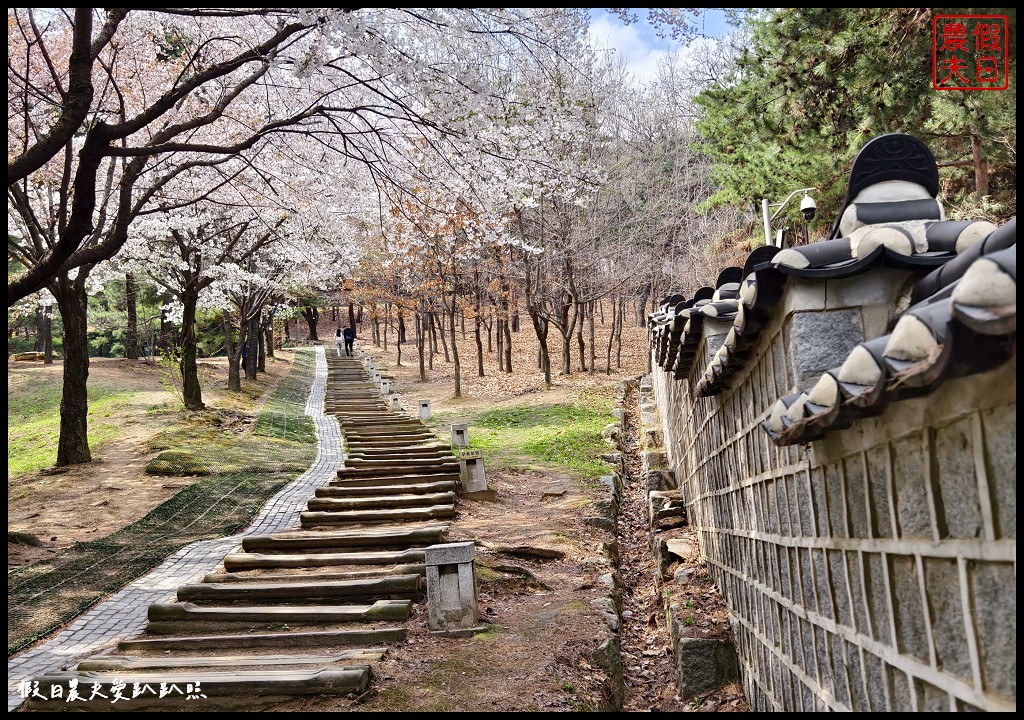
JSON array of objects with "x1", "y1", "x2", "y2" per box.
[{"x1": 649, "y1": 270, "x2": 1016, "y2": 712}]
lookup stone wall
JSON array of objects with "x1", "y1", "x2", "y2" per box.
[{"x1": 649, "y1": 268, "x2": 1016, "y2": 712}]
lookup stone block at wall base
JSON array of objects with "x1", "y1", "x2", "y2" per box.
[
  {"x1": 644, "y1": 450, "x2": 668, "y2": 471},
  {"x1": 670, "y1": 633, "x2": 740, "y2": 703},
  {"x1": 648, "y1": 490, "x2": 687, "y2": 529},
  {"x1": 591, "y1": 635, "x2": 624, "y2": 712},
  {"x1": 643, "y1": 469, "x2": 677, "y2": 493},
  {"x1": 461, "y1": 489, "x2": 497, "y2": 501}
]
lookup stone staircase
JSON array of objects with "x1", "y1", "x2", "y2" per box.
[{"x1": 22, "y1": 350, "x2": 458, "y2": 710}]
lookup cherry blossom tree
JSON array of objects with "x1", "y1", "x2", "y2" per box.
[{"x1": 10, "y1": 7, "x2": 588, "y2": 464}]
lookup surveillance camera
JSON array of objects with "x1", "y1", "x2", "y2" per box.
[{"x1": 800, "y1": 194, "x2": 817, "y2": 221}]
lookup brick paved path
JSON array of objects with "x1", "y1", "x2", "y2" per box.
[{"x1": 7, "y1": 346, "x2": 339, "y2": 712}]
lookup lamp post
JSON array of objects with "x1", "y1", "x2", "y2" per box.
[{"x1": 762, "y1": 187, "x2": 816, "y2": 248}]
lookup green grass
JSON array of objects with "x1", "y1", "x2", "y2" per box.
[
  {"x1": 8, "y1": 348, "x2": 318, "y2": 656},
  {"x1": 427, "y1": 389, "x2": 616, "y2": 480},
  {"x1": 7, "y1": 385, "x2": 136, "y2": 476}
]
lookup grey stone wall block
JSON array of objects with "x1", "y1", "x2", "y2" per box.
[
  {"x1": 970, "y1": 561, "x2": 1017, "y2": 698},
  {"x1": 981, "y1": 403, "x2": 1017, "y2": 539},
  {"x1": 866, "y1": 445, "x2": 894, "y2": 538},
  {"x1": 786, "y1": 309, "x2": 863, "y2": 390},
  {"x1": 924, "y1": 557, "x2": 971, "y2": 681},
  {"x1": 863, "y1": 553, "x2": 892, "y2": 644},
  {"x1": 892, "y1": 434, "x2": 933, "y2": 539},
  {"x1": 934, "y1": 419, "x2": 984, "y2": 538},
  {"x1": 890, "y1": 555, "x2": 928, "y2": 662}
]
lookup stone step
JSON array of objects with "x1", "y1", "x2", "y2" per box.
[
  {"x1": 343, "y1": 436, "x2": 437, "y2": 446},
  {"x1": 340, "y1": 424, "x2": 430, "y2": 432},
  {"x1": 339, "y1": 438, "x2": 438, "y2": 448},
  {"x1": 300, "y1": 505, "x2": 456, "y2": 526},
  {"x1": 241, "y1": 525, "x2": 447, "y2": 551},
  {"x1": 345, "y1": 447, "x2": 449, "y2": 458},
  {"x1": 344, "y1": 454, "x2": 456, "y2": 463},
  {"x1": 176, "y1": 575, "x2": 422, "y2": 603},
  {"x1": 329, "y1": 472, "x2": 461, "y2": 487},
  {"x1": 224, "y1": 548, "x2": 426, "y2": 571},
  {"x1": 203, "y1": 565, "x2": 426, "y2": 583},
  {"x1": 76, "y1": 649, "x2": 386, "y2": 672},
  {"x1": 337, "y1": 463, "x2": 460, "y2": 478},
  {"x1": 344, "y1": 453, "x2": 452, "y2": 463},
  {"x1": 337, "y1": 417, "x2": 426, "y2": 426},
  {"x1": 23, "y1": 667, "x2": 371, "y2": 710},
  {"x1": 306, "y1": 492, "x2": 455, "y2": 512},
  {"x1": 145, "y1": 600, "x2": 412, "y2": 634},
  {"x1": 314, "y1": 481, "x2": 455, "y2": 498},
  {"x1": 118, "y1": 627, "x2": 405, "y2": 652}
]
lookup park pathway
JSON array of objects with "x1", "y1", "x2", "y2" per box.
[{"x1": 8, "y1": 345, "x2": 457, "y2": 711}]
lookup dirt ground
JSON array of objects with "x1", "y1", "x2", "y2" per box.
[
  {"x1": 8, "y1": 321, "x2": 749, "y2": 712},
  {"x1": 7, "y1": 352, "x2": 298, "y2": 570}
]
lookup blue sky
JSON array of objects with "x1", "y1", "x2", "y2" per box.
[{"x1": 587, "y1": 9, "x2": 733, "y2": 85}]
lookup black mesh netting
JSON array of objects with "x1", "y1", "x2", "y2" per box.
[{"x1": 8, "y1": 348, "x2": 318, "y2": 656}]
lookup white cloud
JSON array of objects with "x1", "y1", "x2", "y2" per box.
[{"x1": 587, "y1": 13, "x2": 668, "y2": 87}]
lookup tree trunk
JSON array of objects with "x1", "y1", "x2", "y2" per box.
[
  {"x1": 125, "y1": 271, "x2": 140, "y2": 359},
  {"x1": 396, "y1": 311, "x2": 403, "y2": 367},
  {"x1": 971, "y1": 127, "x2": 990, "y2": 199},
  {"x1": 257, "y1": 313, "x2": 267, "y2": 372},
  {"x1": 179, "y1": 287, "x2": 206, "y2": 410},
  {"x1": 496, "y1": 318, "x2": 505, "y2": 372},
  {"x1": 475, "y1": 314, "x2": 484, "y2": 377},
  {"x1": 428, "y1": 311, "x2": 437, "y2": 368},
  {"x1": 503, "y1": 314, "x2": 513, "y2": 373},
  {"x1": 43, "y1": 305, "x2": 54, "y2": 365},
  {"x1": 576, "y1": 305, "x2": 587, "y2": 373},
  {"x1": 617, "y1": 296, "x2": 625, "y2": 369},
  {"x1": 300, "y1": 306, "x2": 319, "y2": 341},
  {"x1": 53, "y1": 274, "x2": 92, "y2": 466},
  {"x1": 529, "y1": 311, "x2": 551, "y2": 387},
  {"x1": 559, "y1": 303, "x2": 578, "y2": 376},
  {"x1": 264, "y1": 325, "x2": 274, "y2": 358},
  {"x1": 382, "y1": 304, "x2": 389, "y2": 352},
  {"x1": 588, "y1": 301, "x2": 596, "y2": 373},
  {"x1": 449, "y1": 305, "x2": 462, "y2": 398},
  {"x1": 636, "y1": 283, "x2": 651, "y2": 326},
  {"x1": 34, "y1": 306, "x2": 45, "y2": 352},
  {"x1": 417, "y1": 310, "x2": 427, "y2": 382},
  {"x1": 224, "y1": 316, "x2": 242, "y2": 391},
  {"x1": 606, "y1": 293, "x2": 617, "y2": 375},
  {"x1": 485, "y1": 319, "x2": 493, "y2": 353},
  {"x1": 159, "y1": 305, "x2": 174, "y2": 355},
  {"x1": 348, "y1": 302, "x2": 356, "y2": 332},
  {"x1": 434, "y1": 313, "x2": 450, "y2": 363},
  {"x1": 246, "y1": 315, "x2": 259, "y2": 380}
]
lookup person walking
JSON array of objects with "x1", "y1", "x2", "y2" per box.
[
  {"x1": 343, "y1": 326, "x2": 355, "y2": 356},
  {"x1": 334, "y1": 327, "x2": 344, "y2": 357}
]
